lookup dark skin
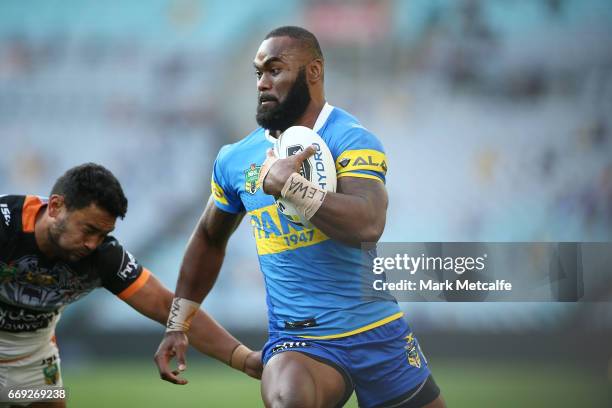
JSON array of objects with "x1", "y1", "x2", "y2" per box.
[
  {"x1": 255, "y1": 36, "x2": 387, "y2": 247},
  {"x1": 154, "y1": 199, "x2": 263, "y2": 384},
  {"x1": 156, "y1": 36, "x2": 445, "y2": 408},
  {"x1": 262, "y1": 147, "x2": 388, "y2": 247}
]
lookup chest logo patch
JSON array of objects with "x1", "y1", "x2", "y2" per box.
[{"x1": 244, "y1": 163, "x2": 262, "y2": 194}]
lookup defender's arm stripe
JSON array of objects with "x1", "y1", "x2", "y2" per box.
[{"x1": 118, "y1": 268, "x2": 151, "y2": 300}]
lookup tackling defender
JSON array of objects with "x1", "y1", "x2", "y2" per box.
[
  {"x1": 0, "y1": 163, "x2": 262, "y2": 408},
  {"x1": 155, "y1": 27, "x2": 445, "y2": 407}
]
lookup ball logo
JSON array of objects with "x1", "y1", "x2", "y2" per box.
[
  {"x1": 311, "y1": 142, "x2": 328, "y2": 190},
  {"x1": 275, "y1": 126, "x2": 337, "y2": 228},
  {"x1": 286, "y1": 145, "x2": 311, "y2": 181},
  {"x1": 285, "y1": 143, "x2": 328, "y2": 190}
]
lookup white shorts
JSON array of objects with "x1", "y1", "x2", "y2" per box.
[{"x1": 0, "y1": 340, "x2": 62, "y2": 407}]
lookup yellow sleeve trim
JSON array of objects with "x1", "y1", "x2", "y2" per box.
[
  {"x1": 211, "y1": 179, "x2": 229, "y2": 206},
  {"x1": 336, "y1": 149, "x2": 388, "y2": 175},
  {"x1": 299, "y1": 312, "x2": 404, "y2": 340},
  {"x1": 337, "y1": 172, "x2": 384, "y2": 182}
]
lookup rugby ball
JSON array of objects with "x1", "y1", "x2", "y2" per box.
[{"x1": 274, "y1": 126, "x2": 337, "y2": 228}]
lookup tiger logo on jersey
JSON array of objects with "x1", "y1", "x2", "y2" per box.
[
  {"x1": 244, "y1": 163, "x2": 262, "y2": 194},
  {"x1": 0, "y1": 255, "x2": 98, "y2": 310}
]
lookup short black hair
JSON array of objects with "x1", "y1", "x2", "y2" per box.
[
  {"x1": 50, "y1": 163, "x2": 128, "y2": 219},
  {"x1": 265, "y1": 26, "x2": 323, "y2": 60}
]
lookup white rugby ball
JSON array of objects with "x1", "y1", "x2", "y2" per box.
[{"x1": 274, "y1": 126, "x2": 337, "y2": 228}]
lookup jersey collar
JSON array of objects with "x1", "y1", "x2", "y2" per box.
[{"x1": 264, "y1": 102, "x2": 334, "y2": 143}]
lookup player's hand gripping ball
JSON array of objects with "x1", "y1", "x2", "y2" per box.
[{"x1": 271, "y1": 126, "x2": 337, "y2": 228}]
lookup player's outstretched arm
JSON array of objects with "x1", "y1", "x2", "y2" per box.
[
  {"x1": 174, "y1": 197, "x2": 245, "y2": 302},
  {"x1": 153, "y1": 199, "x2": 261, "y2": 384},
  {"x1": 123, "y1": 273, "x2": 262, "y2": 384},
  {"x1": 262, "y1": 147, "x2": 387, "y2": 247}
]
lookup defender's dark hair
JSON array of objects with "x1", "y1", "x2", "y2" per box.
[
  {"x1": 265, "y1": 26, "x2": 323, "y2": 60},
  {"x1": 50, "y1": 163, "x2": 128, "y2": 219}
]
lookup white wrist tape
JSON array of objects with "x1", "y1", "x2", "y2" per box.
[
  {"x1": 280, "y1": 173, "x2": 327, "y2": 220},
  {"x1": 229, "y1": 344, "x2": 252, "y2": 372},
  {"x1": 166, "y1": 297, "x2": 200, "y2": 333}
]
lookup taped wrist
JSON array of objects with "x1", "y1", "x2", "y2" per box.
[
  {"x1": 166, "y1": 297, "x2": 200, "y2": 333},
  {"x1": 229, "y1": 344, "x2": 252, "y2": 372},
  {"x1": 280, "y1": 172, "x2": 327, "y2": 220}
]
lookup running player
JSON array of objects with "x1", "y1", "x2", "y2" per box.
[
  {"x1": 0, "y1": 163, "x2": 262, "y2": 408},
  {"x1": 155, "y1": 27, "x2": 445, "y2": 407}
]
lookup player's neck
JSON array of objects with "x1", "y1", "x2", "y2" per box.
[
  {"x1": 34, "y1": 207, "x2": 57, "y2": 259},
  {"x1": 297, "y1": 98, "x2": 326, "y2": 129}
]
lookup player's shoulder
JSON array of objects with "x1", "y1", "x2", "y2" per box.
[
  {"x1": 0, "y1": 194, "x2": 47, "y2": 233},
  {"x1": 0, "y1": 194, "x2": 22, "y2": 235},
  {"x1": 92, "y1": 236, "x2": 122, "y2": 265},
  {"x1": 323, "y1": 106, "x2": 384, "y2": 153},
  {"x1": 93, "y1": 236, "x2": 138, "y2": 278},
  {"x1": 216, "y1": 128, "x2": 266, "y2": 163},
  {"x1": 93, "y1": 236, "x2": 147, "y2": 294},
  {"x1": 96, "y1": 235, "x2": 122, "y2": 253},
  {"x1": 0, "y1": 194, "x2": 25, "y2": 211}
]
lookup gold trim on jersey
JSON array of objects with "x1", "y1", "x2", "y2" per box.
[
  {"x1": 337, "y1": 172, "x2": 384, "y2": 182},
  {"x1": 298, "y1": 312, "x2": 404, "y2": 340},
  {"x1": 335, "y1": 149, "x2": 388, "y2": 176},
  {"x1": 249, "y1": 204, "x2": 329, "y2": 255},
  {"x1": 211, "y1": 179, "x2": 229, "y2": 206}
]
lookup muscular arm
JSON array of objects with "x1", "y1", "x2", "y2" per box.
[
  {"x1": 124, "y1": 273, "x2": 241, "y2": 365},
  {"x1": 153, "y1": 197, "x2": 259, "y2": 384},
  {"x1": 175, "y1": 197, "x2": 245, "y2": 302},
  {"x1": 262, "y1": 147, "x2": 388, "y2": 247},
  {"x1": 310, "y1": 176, "x2": 388, "y2": 247}
]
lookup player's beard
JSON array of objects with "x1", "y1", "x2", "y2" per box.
[
  {"x1": 256, "y1": 67, "x2": 311, "y2": 132},
  {"x1": 48, "y1": 217, "x2": 81, "y2": 262}
]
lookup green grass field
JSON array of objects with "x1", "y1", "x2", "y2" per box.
[{"x1": 62, "y1": 359, "x2": 610, "y2": 407}]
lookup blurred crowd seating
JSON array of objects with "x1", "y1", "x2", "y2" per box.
[{"x1": 1, "y1": 0, "x2": 610, "y2": 332}]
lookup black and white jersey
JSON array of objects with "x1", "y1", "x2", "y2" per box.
[{"x1": 0, "y1": 195, "x2": 151, "y2": 359}]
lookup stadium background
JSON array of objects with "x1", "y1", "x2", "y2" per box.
[{"x1": 1, "y1": 0, "x2": 611, "y2": 406}]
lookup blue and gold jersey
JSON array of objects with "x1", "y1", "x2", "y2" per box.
[{"x1": 212, "y1": 104, "x2": 400, "y2": 338}]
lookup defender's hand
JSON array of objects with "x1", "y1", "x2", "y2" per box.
[
  {"x1": 260, "y1": 146, "x2": 317, "y2": 197},
  {"x1": 243, "y1": 350, "x2": 263, "y2": 380},
  {"x1": 154, "y1": 331, "x2": 190, "y2": 385}
]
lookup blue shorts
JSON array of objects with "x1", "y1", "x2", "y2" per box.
[{"x1": 262, "y1": 317, "x2": 431, "y2": 408}]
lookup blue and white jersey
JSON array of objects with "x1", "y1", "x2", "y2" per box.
[{"x1": 211, "y1": 103, "x2": 401, "y2": 338}]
